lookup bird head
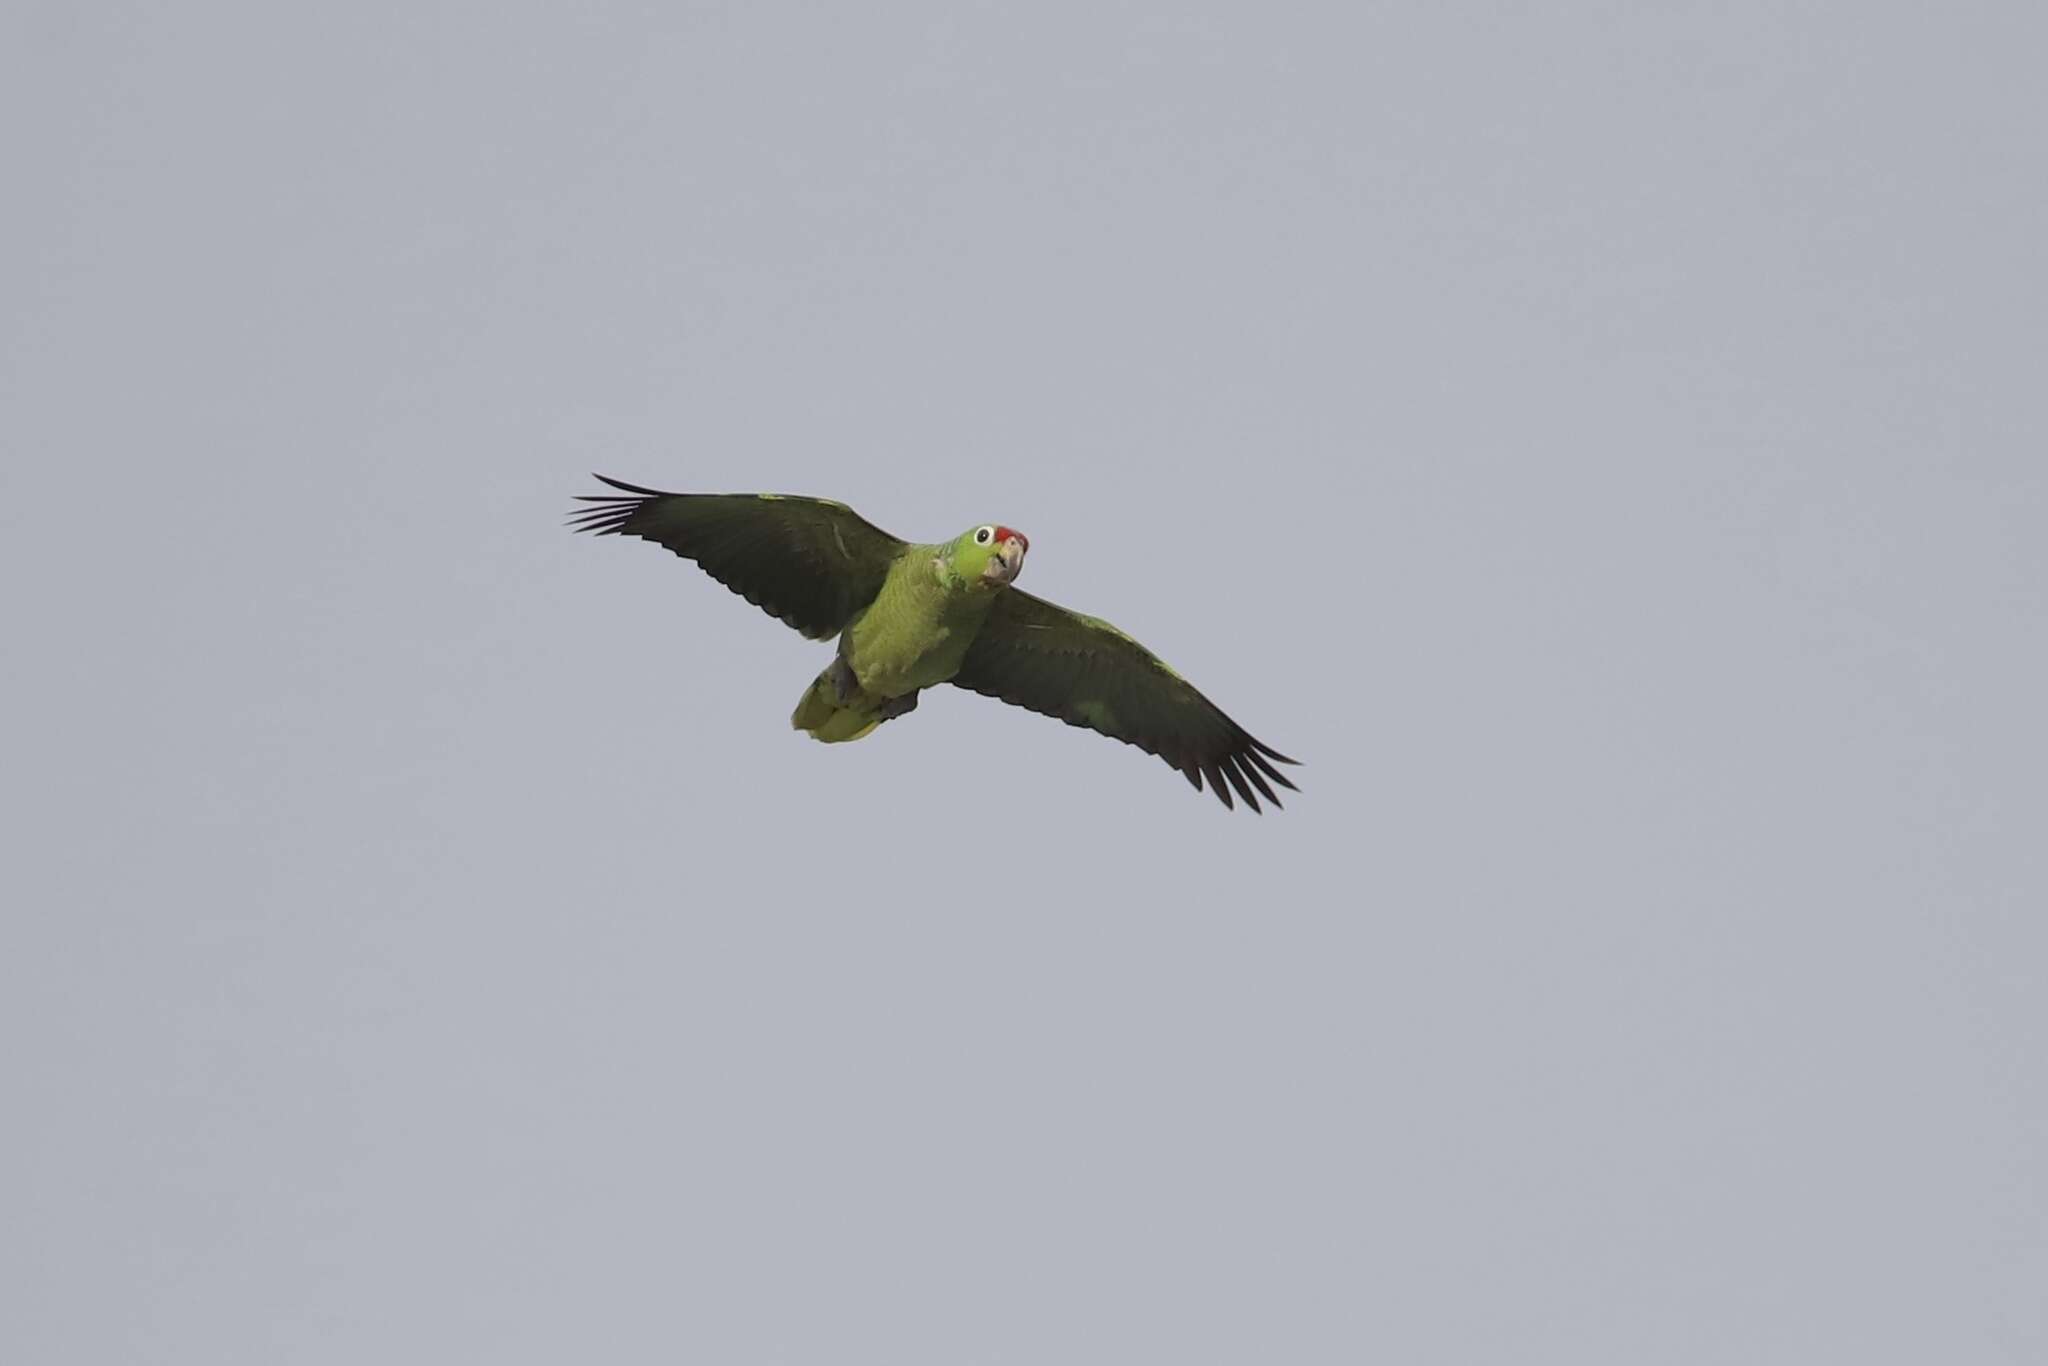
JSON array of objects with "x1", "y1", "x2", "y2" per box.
[{"x1": 947, "y1": 523, "x2": 1028, "y2": 589}]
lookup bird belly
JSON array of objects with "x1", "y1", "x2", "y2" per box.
[
  {"x1": 843, "y1": 563, "x2": 996, "y2": 696},
  {"x1": 850, "y1": 625, "x2": 971, "y2": 696}
]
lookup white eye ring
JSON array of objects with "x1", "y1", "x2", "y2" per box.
[{"x1": 974, "y1": 525, "x2": 995, "y2": 545}]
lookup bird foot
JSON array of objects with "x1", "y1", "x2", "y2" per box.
[
  {"x1": 875, "y1": 690, "x2": 921, "y2": 722},
  {"x1": 826, "y1": 656, "x2": 861, "y2": 704}
]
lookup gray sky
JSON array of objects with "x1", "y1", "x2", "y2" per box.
[{"x1": 4, "y1": 2, "x2": 2044, "y2": 1361}]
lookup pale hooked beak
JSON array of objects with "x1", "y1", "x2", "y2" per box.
[{"x1": 984, "y1": 533, "x2": 1028, "y2": 584}]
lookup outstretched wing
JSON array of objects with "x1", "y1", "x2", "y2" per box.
[
  {"x1": 950, "y1": 589, "x2": 1300, "y2": 812},
  {"x1": 569, "y1": 475, "x2": 907, "y2": 639}
]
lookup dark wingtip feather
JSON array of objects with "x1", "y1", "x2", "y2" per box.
[
  {"x1": 591, "y1": 473, "x2": 673, "y2": 496},
  {"x1": 1237, "y1": 756, "x2": 1283, "y2": 810},
  {"x1": 1250, "y1": 737, "x2": 1302, "y2": 765},
  {"x1": 569, "y1": 477, "x2": 673, "y2": 535},
  {"x1": 566, "y1": 505, "x2": 639, "y2": 535},
  {"x1": 1245, "y1": 749, "x2": 1300, "y2": 793},
  {"x1": 1219, "y1": 756, "x2": 1263, "y2": 814}
]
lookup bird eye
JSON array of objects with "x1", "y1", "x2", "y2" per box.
[{"x1": 974, "y1": 526, "x2": 994, "y2": 545}]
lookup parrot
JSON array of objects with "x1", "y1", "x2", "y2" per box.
[{"x1": 568, "y1": 475, "x2": 1300, "y2": 811}]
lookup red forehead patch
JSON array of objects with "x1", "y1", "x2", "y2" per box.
[{"x1": 994, "y1": 526, "x2": 1029, "y2": 551}]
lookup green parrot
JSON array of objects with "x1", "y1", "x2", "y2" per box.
[{"x1": 569, "y1": 475, "x2": 1300, "y2": 811}]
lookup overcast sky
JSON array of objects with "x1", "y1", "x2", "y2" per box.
[{"x1": 4, "y1": 2, "x2": 2045, "y2": 1361}]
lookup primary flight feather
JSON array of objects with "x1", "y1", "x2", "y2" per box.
[{"x1": 568, "y1": 476, "x2": 1300, "y2": 811}]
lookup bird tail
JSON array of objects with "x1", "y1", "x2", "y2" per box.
[{"x1": 791, "y1": 670, "x2": 883, "y2": 743}]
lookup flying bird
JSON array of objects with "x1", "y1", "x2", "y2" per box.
[{"x1": 568, "y1": 476, "x2": 1300, "y2": 811}]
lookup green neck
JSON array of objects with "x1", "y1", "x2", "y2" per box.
[{"x1": 921, "y1": 543, "x2": 1003, "y2": 622}]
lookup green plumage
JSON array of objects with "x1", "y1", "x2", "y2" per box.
[{"x1": 569, "y1": 475, "x2": 1299, "y2": 811}]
